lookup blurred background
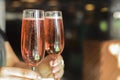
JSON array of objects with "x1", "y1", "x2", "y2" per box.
[{"x1": 3, "y1": 0, "x2": 120, "y2": 80}]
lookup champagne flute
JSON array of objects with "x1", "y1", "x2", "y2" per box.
[
  {"x1": 45, "y1": 11, "x2": 64, "y2": 80},
  {"x1": 21, "y1": 9, "x2": 45, "y2": 71}
]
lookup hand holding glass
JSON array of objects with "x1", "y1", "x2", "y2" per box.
[{"x1": 45, "y1": 11, "x2": 64, "y2": 80}]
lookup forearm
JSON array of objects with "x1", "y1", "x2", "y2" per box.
[{"x1": 5, "y1": 41, "x2": 20, "y2": 67}]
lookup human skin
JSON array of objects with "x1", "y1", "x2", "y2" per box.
[{"x1": 0, "y1": 41, "x2": 64, "y2": 80}]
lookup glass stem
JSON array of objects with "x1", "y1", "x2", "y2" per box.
[
  {"x1": 31, "y1": 66, "x2": 36, "y2": 71},
  {"x1": 29, "y1": 66, "x2": 37, "y2": 71}
]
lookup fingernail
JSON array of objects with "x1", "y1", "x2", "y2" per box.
[
  {"x1": 50, "y1": 60, "x2": 58, "y2": 67},
  {"x1": 52, "y1": 67, "x2": 58, "y2": 73},
  {"x1": 55, "y1": 75, "x2": 58, "y2": 79},
  {"x1": 52, "y1": 69, "x2": 56, "y2": 73},
  {"x1": 53, "y1": 62, "x2": 58, "y2": 67},
  {"x1": 50, "y1": 60, "x2": 54, "y2": 66}
]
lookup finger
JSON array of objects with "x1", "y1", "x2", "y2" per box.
[
  {"x1": 54, "y1": 69, "x2": 64, "y2": 79},
  {"x1": 0, "y1": 76, "x2": 30, "y2": 80},
  {"x1": 52, "y1": 60, "x2": 64, "y2": 73},
  {"x1": 50, "y1": 55, "x2": 63, "y2": 67},
  {"x1": 0, "y1": 67, "x2": 41, "y2": 80}
]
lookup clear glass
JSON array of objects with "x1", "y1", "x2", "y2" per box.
[
  {"x1": 45, "y1": 11, "x2": 64, "y2": 55},
  {"x1": 45, "y1": 11, "x2": 64, "y2": 80},
  {"x1": 21, "y1": 9, "x2": 45, "y2": 71}
]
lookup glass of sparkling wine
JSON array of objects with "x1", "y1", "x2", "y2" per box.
[
  {"x1": 21, "y1": 9, "x2": 45, "y2": 73},
  {"x1": 45, "y1": 11, "x2": 64, "y2": 80}
]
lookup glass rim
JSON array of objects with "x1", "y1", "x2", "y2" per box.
[
  {"x1": 45, "y1": 10, "x2": 62, "y2": 18},
  {"x1": 22, "y1": 9, "x2": 45, "y2": 19},
  {"x1": 45, "y1": 10, "x2": 62, "y2": 13}
]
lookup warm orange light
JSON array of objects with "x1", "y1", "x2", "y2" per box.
[
  {"x1": 48, "y1": 0, "x2": 59, "y2": 6},
  {"x1": 101, "y1": 7, "x2": 108, "y2": 12},
  {"x1": 85, "y1": 4, "x2": 95, "y2": 11},
  {"x1": 11, "y1": 1, "x2": 21, "y2": 8}
]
